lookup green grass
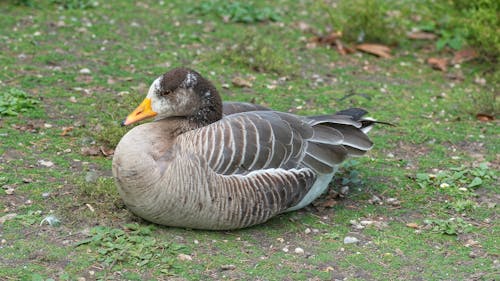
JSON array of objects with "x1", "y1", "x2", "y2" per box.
[{"x1": 0, "y1": 0, "x2": 498, "y2": 280}]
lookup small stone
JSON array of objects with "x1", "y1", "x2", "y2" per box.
[
  {"x1": 38, "y1": 160, "x2": 54, "y2": 167},
  {"x1": 458, "y1": 187, "x2": 468, "y2": 192},
  {"x1": 220, "y1": 264, "x2": 236, "y2": 271},
  {"x1": 79, "y1": 68, "x2": 91, "y2": 74},
  {"x1": 42, "y1": 192, "x2": 50, "y2": 198},
  {"x1": 339, "y1": 186, "x2": 349, "y2": 195},
  {"x1": 1, "y1": 239, "x2": 6, "y2": 244},
  {"x1": 69, "y1": 96, "x2": 77, "y2": 103},
  {"x1": 177, "y1": 254, "x2": 192, "y2": 261},
  {"x1": 360, "y1": 220, "x2": 374, "y2": 226},
  {"x1": 22, "y1": 178, "x2": 33, "y2": 183},
  {"x1": 304, "y1": 228, "x2": 311, "y2": 234},
  {"x1": 294, "y1": 247, "x2": 304, "y2": 254},
  {"x1": 387, "y1": 153, "x2": 394, "y2": 158},
  {"x1": 277, "y1": 237, "x2": 284, "y2": 243},
  {"x1": 469, "y1": 251, "x2": 478, "y2": 258},
  {"x1": 282, "y1": 247, "x2": 289, "y2": 253},
  {"x1": 385, "y1": 198, "x2": 400, "y2": 206},
  {"x1": 88, "y1": 271, "x2": 95, "y2": 276},
  {"x1": 343, "y1": 236, "x2": 359, "y2": 244},
  {"x1": 440, "y1": 183, "x2": 450, "y2": 188},
  {"x1": 193, "y1": 239, "x2": 199, "y2": 244},
  {"x1": 44, "y1": 123, "x2": 53, "y2": 128}
]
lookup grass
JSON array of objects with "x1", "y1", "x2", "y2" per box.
[{"x1": 0, "y1": 0, "x2": 499, "y2": 280}]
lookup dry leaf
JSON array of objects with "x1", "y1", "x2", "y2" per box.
[
  {"x1": 356, "y1": 44, "x2": 392, "y2": 58},
  {"x1": 318, "y1": 199, "x2": 337, "y2": 208},
  {"x1": 476, "y1": 113, "x2": 494, "y2": 122},
  {"x1": 81, "y1": 146, "x2": 101, "y2": 156},
  {"x1": 232, "y1": 77, "x2": 253, "y2": 88},
  {"x1": 452, "y1": 48, "x2": 479, "y2": 64},
  {"x1": 100, "y1": 145, "x2": 115, "y2": 156},
  {"x1": 406, "y1": 223, "x2": 420, "y2": 229},
  {"x1": 427, "y1": 57, "x2": 448, "y2": 71},
  {"x1": 407, "y1": 31, "x2": 437, "y2": 40},
  {"x1": 61, "y1": 126, "x2": 74, "y2": 136}
]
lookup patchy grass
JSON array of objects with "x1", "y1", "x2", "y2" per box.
[{"x1": 0, "y1": 0, "x2": 498, "y2": 280}]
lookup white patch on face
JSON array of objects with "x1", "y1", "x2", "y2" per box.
[
  {"x1": 203, "y1": 91, "x2": 211, "y2": 98},
  {"x1": 182, "y1": 72, "x2": 197, "y2": 88},
  {"x1": 147, "y1": 76, "x2": 172, "y2": 116}
]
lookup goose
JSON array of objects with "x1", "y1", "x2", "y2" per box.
[{"x1": 112, "y1": 67, "x2": 378, "y2": 230}]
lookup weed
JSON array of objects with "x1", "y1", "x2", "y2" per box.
[
  {"x1": 415, "y1": 163, "x2": 494, "y2": 198},
  {"x1": 189, "y1": 1, "x2": 281, "y2": 23},
  {"x1": 76, "y1": 224, "x2": 189, "y2": 272},
  {"x1": 424, "y1": 218, "x2": 473, "y2": 235},
  {"x1": 0, "y1": 88, "x2": 40, "y2": 116},
  {"x1": 339, "y1": 160, "x2": 364, "y2": 186},
  {"x1": 446, "y1": 199, "x2": 477, "y2": 213}
]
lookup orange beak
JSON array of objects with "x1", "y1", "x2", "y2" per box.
[{"x1": 121, "y1": 97, "x2": 158, "y2": 126}]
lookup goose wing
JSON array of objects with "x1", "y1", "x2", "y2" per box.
[{"x1": 179, "y1": 110, "x2": 370, "y2": 176}]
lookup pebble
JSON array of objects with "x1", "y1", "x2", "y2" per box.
[
  {"x1": 385, "y1": 198, "x2": 400, "y2": 206},
  {"x1": 79, "y1": 68, "x2": 91, "y2": 74},
  {"x1": 340, "y1": 186, "x2": 349, "y2": 195},
  {"x1": 282, "y1": 247, "x2": 289, "y2": 253},
  {"x1": 304, "y1": 228, "x2": 311, "y2": 234},
  {"x1": 294, "y1": 247, "x2": 304, "y2": 254},
  {"x1": 177, "y1": 254, "x2": 192, "y2": 261},
  {"x1": 220, "y1": 264, "x2": 236, "y2": 271},
  {"x1": 343, "y1": 236, "x2": 359, "y2": 244},
  {"x1": 38, "y1": 160, "x2": 54, "y2": 167}
]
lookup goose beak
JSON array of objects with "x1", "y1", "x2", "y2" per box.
[{"x1": 121, "y1": 97, "x2": 158, "y2": 126}]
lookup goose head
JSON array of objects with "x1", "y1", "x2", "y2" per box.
[{"x1": 122, "y1": 68, "x2": 223, "y2": 127}]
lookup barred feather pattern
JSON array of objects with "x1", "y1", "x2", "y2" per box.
[{"x1": 113, "y1": 102, "x2": 374, "y2": 229}]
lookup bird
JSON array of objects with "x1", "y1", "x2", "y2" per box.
[{"x1": 112, "y1": 67, "x2": 378, "y2": 230}]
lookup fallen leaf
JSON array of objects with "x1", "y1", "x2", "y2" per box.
[
  {"x1": 334, "y1": 39, "x2": 355, "y2": 55},
  {"x1": 318, "y1": 199, "x2": 337, "y2": 208},
  {"x1": 427, "y1": 57, "x2": 448, "y2": 71},
  {"x1": 232, "y1": 77, "x2": 253, "y2": 88},
  {"x1": 314, "y1": 31, "x2": 342, "y2": 45},
  {"x1": 406, "y1": 222, "x2": 420, "y2": 229},
  {"x1": 356, "y1": 44, "x2": 392, "y2": 58},
  {"x1": 81, "y1": 146, "x2": 101, "y2": 156},
  {"x1": 476, "y1": 113, "x2": 494, "y2": 122},
  {"x1": 61, "y1": 126, "x2": 74, "y2": 136},
  {"x1": 100, "y1": 145, "x2": 115, "y2": 156},
  {"x1": 407, "y1": 31, "x2": 437, "y2": 40},
  {"x1": 452, "y1": 48, "x2": 479, "y2": 64}
]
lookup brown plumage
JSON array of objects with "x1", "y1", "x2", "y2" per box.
[{"x1": 112, "y1": 67, "x2": 377, "y2": 230}]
